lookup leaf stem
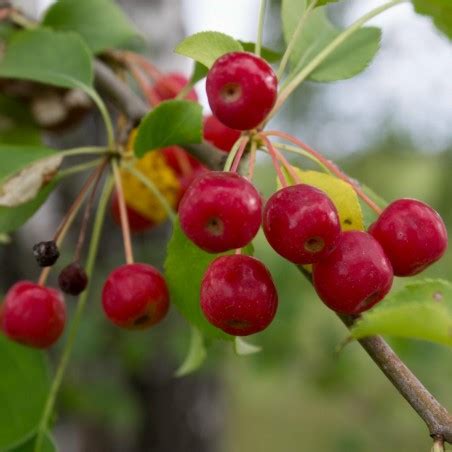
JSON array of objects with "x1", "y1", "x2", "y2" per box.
[
  {"x1": 111, "y1": 159, "x2": 134, "y2": 265},
  {"x1": 277, "y1": 0, "x2": 317, "y2": 79},
  {"x1": 58, "y1": 159, "x2": 103, "y2": 179},
  {"x1": 86, "y1": 88, "x2": 115, "y2": 149},
  {"x1": 269, "y1": 0, "x2": 407, "y2": 120},
  {"x1": 255, "y1": 0, "x2": 267, "y2": 56},
  {"x1": 59, "y1": 147, "x2": 111, "y2": 158},
  {"x1": 34, "y1": 175, "x2": 114, "y2": 452},
  {"x1": 124, "y1": 164, "x2": 177, "y2": 224}
]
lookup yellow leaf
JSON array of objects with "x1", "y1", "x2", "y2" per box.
[
  {"x1": 277, "y1": 167, "x2": 365, "y2": 232},
  {"x1": 121, "y1": 129, "x2": 181, "y2": 223}
]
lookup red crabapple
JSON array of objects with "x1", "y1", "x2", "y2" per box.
[
  {"x1": 263, "y1": 184, "x2": 341, "y2": 264},
  {"x1": 369, "y1": 199, "x2": 448, "y2": 276},
  {"x1": 1, "y1": 281, "x2": 66, "y2": 348},
  {"x1": 313, "y1": 231, "x2": 393, "y2": 315},
  {"x1": 179, "y1": 171, "x2": 262, "y2": 253},
  {"x1": 201, "y1": 255, "x2": 278, "y2": 336},
  {"x1": 206, "y1": 52, "x2": 277, "y2": 130},
  {"x1": 102, "y1": 263, "x2": 169, "y2": 329}
]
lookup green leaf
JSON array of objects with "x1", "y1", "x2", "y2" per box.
[
  {"x1": 239, "y1": 42, "x2": 283, "y2": 63},
  {"x1": 175, "y1": 327, "x2": 207, "y2": 377},
  {"x1": 175, "y1": 31, "x2": 243, "y2": 69},
  {"x1": 190, "y1": 62, "x2": 209, "y2": 84},
  {"x1": 234, "y1": 337, "x2": 262, "y2": 356},
  {"x1": 282, "y1": 0, "x2": 381, "y2": 82},
  {"x1": 134, "y1": 100, "x2": 203, "y2": 157},
  {"x1": 350, "y1": 279, "x2": 452, "y2": 347},
  {"x1": 0, "y1": 180, "x2": 58, "y2": 234},
  {"x1": 0, "y1": 96, "x2": 41, "y2": 146},
  {"x1": 9, "y1": 433, "x2": 56, "y2": 452},
  {"x1": 0, "y1": 145, "x2": 56, "y2": 187},
  {"x1": 43, "y1": 0, "x2": 141, "y2": 54},
  {"x1": 0, "y1": 335, "x2": 50, "y2": 450},
  {"x1": 0, "y1": 28, "x2": 93, "y2": 90},
  {"x1": 165, "y1": 220, "x2": 232, "y2": 341},
  {"x1": 412, "y1": 0, "x2": 452, "y2": 40}
]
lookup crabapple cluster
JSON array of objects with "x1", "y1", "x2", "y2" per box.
[{"x1": 176, "y1": 50, "x2": 449, "y2": 336}]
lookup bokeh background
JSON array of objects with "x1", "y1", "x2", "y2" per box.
[{"x1": 2, "y1": 0, "x2": 452, "y2": 451}]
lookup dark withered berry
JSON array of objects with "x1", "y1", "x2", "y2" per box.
[
  {"x1": 32, "y1": 241, "x2": 60, "y2": 267},
  {"x1": 58, "y1": 262, "x2": 88, "y2": 296}
]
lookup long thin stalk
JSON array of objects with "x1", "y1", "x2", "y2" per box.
[
  {"x1": 269, "y1": 0, "x2": 407, "y2": 120},
  {"x1": 263, "y1": 130, "x2": 383, "y2": 214},
  {"x1": 272, "y1": 142, "x2": 331, "y2": 173},
  {"x1": 58, "y1": 159, "x2": 103, "y2": 179},
  {"x1": 34, "y1": 175, "x2": 114, "y2": 452},
  {"x1": 59, "y1": 147, "x2": 111, "y2": 158},
  {"x1": 255, "y1": 0, "x2": 267, "y2": 56},
  {"x1": 111, "y1": 159, "x2": 134, "y2": 264},
  {"x1": 277, "y1": 0, "x2": 317, "y2": 79}
]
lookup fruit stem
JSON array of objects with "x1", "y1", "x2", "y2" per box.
[
  {"x1": 122, "y1": 52, "x2": 164, "y2": 80},
  {"x1": 74, "y1": 159, "x2": 109, "y2": 262},
  {"x1": 263, "y1": 130, "x2": 383, "y2": 214},
  {"x1": 127, "y1": 62, "x2": 154, "y2": 106},
  {"x1": 255, "y1": 0, "x2": 267, "y2": 57},
  {"x1": 124, "y1": 164, "x2": 177, "y2": 224},
  {"x1": 34, "y1": 175, "x2": 114, "y2": 452},
  {"x1": 269, "y1": 0, "x2": 407, "y2": 120},
  {"x1": 37, "y1": 161, "x2": 107, "y2": 287},
  {"x1": 277, "y1": 0, "x2": 317, "y2": 79},
  {"x1": 248, "y1": 140, "x2": 258, "y2": 181},
  {"x1": 272, "y1": 142, "x2": 331, "y2": 173},
  {"x1": 111, "y1": 159, "x2": 134, "y2": 265},
  {"x1": 273, "y1": 146, "x2": 302, "y2": 185},
  {"x1": 230, "y1": 136, "x2": 250, "y2": 173},
  {"x1": 260, "y1": 135, "x2": 288, "y2": 188},
  {"x1": 224, "y1": 136, "x2": 248, "y2": 172}
]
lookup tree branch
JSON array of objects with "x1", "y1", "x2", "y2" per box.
[
  {"x1": 94, "y1": 60, "x2": 227, "y2": 171},
  {"x1": 341, "y1": 315, "x2": 452, "y2": 443},
  {"x1": 94, "y1": 59, "x2": 452, "y2": 444}
]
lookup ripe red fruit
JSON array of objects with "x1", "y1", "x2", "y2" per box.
[
  {"x1": 1, "y1": 281, "x2": 66, "y2": 348},
  {"x1": 203, "y1": 115, "x2": 241, "y2": 152},
  {"x1": 111, "y1": 191, "x2": 154, "y2": 233},
  {"x1": 369, "y1": 199, "x2": 448, "y2": 276},
  {"x1": 201, "y1": 255, "x2": 278, "y2": 336},
  {"x1": 102, "y1": 263, "x2": 169, "y2": 329},
  {"x1": 263, "y1": 184, "x2": 341, "y2": 264},
  {"x1": 150, "y1": 73, "x2": 197, "y2": 102},
  {"x1": 313, "y1": 231, "x2": 393, "y2": 315},
  {"x1": 206, "y1": 52, "x2": 277, "y2": 130},
  {"x1": 179, "y1": 171, "x2": 262, "y2": 253}
]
